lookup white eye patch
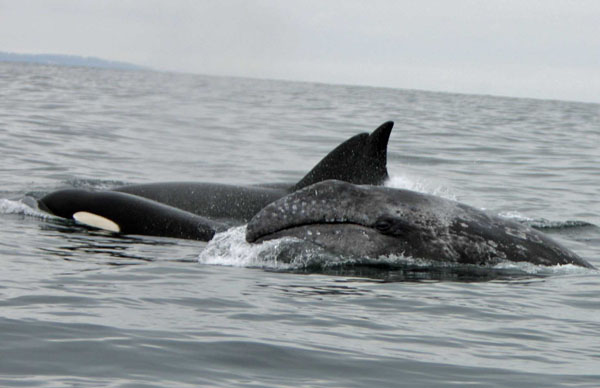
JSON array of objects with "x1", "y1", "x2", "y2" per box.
[{"x1": 73, "y1": 211, "x2": 120, "y2": 233}]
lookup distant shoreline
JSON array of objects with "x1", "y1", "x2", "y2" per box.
[{"x1": 0, "y1": 52, "x2": 147, "y2": 71}]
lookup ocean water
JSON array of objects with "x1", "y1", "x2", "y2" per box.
[{"x1": 1, "y1": 62, "x2": 599, "y2": 387}]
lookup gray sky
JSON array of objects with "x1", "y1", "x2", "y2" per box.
[{"x1": 1, "y1": 0, "x2": 599, "y2": 103}]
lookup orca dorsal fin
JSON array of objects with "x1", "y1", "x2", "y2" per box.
[{"x1": 294, "y1": 121, "x2": 393, "y2": 191}]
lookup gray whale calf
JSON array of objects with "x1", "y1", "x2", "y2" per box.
[{"x1": 246, "y1": 180, "x2": 594, "y2": 268}]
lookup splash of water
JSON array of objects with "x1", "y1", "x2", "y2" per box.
[
  {"x1": 492, "y1": 261, "x2": 595, "y2": 276},
  {"x1": 385, "y1": 174, "x2": 457, "y2": 200},
  {"x1": 198, "y1": 226, "x2": 324, "y2": 270},
  {"x1": 199, "y1": 226, "x2": 419, "y2": 271},
  {"x1": 0, "y1": 197, "x2": 48, "y2": 218}
]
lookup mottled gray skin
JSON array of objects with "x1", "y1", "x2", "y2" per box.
[{"x1": 246, "y1": 180, "x2": 594, "y2": 268}]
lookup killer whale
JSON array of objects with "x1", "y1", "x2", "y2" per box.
[
  {"x1": 38, "y1": 122, "x2": 393, "y2": 235},
  {"x1": 246, "y1": 180, "x2": 594, "y2": 268},
  {"x1": 112, "y1": 121, "x2": 393, "y2": 223},
  {"x1": 39, "y1": 189, "x2": 225, "y2": 240}
]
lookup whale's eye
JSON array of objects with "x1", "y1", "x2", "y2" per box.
[
  {"x1": 375, "y1": 217, "x2": 412, "y2": 235},
  {"x1": 374, "y1": 218, "x2": 393, "y2": 233}
]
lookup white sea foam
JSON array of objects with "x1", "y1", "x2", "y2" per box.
[
  {"x1": 0, "y1": 197, "x2": 49, "y2": 218},
  {"x1": 498, "y1": 210, "x2": 534, "y2": 222},
  {"x1": 198, "y1": 226, "x2": 328, "y2": 270},
  {"x1": 492, "y1": 261, "x2": 596, "y2": 276}
]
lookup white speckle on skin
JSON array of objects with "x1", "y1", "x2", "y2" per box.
[
  {"x1": 516, "y1": 244, "x2": 527, "y2": 253},
  {"x1": 505, "y1": 227, "x2": 527, "y2": 240}
]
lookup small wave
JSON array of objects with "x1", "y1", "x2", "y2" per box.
[
  {"x1": 498, "y1": 210, "x2": 534, "y2": 222},
  {"x1": 527, "y1": 219, "x2": 596, "y2": 230},
  {"x1": 498, "y1": 212, "x2": 596, "y2": 230},
  {"x1": 492, "y1": 261, "x2": 596, "y2": 276},
  {"x1": 0, "y1": 197, "x2": 49, "y2": 218}
]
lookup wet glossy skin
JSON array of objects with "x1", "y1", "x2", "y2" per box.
[{"x1": 247, "y1": 180, "x2": 595, "y2": 268}]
